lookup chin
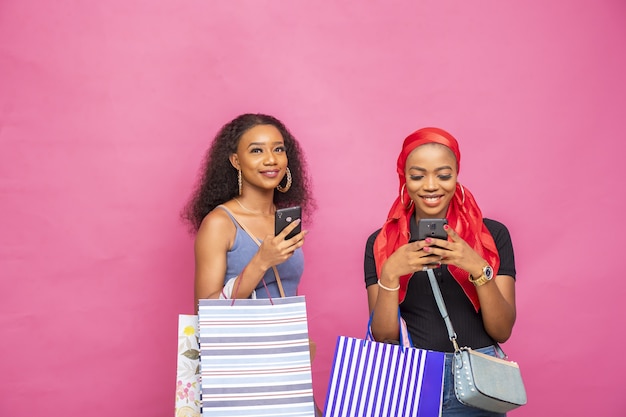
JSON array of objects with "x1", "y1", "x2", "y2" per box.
[{"x1": 416, "y1": 207, "x2": 446, "y2": 219}]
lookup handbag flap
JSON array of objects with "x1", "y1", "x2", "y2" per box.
[{"x1": 466, "y1": 349, "x2": 527, "y2": 406}]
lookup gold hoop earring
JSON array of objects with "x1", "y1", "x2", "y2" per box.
[
  {"x1": 276, "y1": 167, "x2": 292, "y2": 193},
  {"x1": 238, "y1": 169, "x2": 242, "y2": 196},
  {"x1": 400, "y1": 183, "x2": 414, "y2": 209},
  {"x1": 459, "y1": 183, "x2": 465, "y2": 204}
]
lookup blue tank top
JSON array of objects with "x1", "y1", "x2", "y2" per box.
[{"x1": 219, "y1": 206, "x2": 304, "y2": 298}]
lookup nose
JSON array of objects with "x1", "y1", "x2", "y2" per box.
[
  {"x1": 264, "y1": 152, "x2": 277, "y2": 165},
  {"x1": 424, "y1": 175, "x2": 438, "y2": 191}
]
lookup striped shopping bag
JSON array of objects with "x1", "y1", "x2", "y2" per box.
[
  {"x1": 323, "y1": 336, "x2": 445, "y2": 417},
  {"x1": 198, "y1": 296, "x2": 316, "y2": 417}
]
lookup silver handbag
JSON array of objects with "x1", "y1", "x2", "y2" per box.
[
  {"x1": 454, "y1": 346, "x2": 527, "y2": 412},
  {"x1": 427, "y1": 269, "x2": 527, "y2": 413}
]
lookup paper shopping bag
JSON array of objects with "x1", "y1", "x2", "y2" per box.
[
  {"x1": 198, "y1": 296, "x2": 316, "y2": 417},
  {"x1": 323, "y1": 336, "x2": 445, "y2": 417},
  {"x1": 175, "y1": 314, "x2": 202, "y2": 417}
]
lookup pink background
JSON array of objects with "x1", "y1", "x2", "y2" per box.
[{"x1": 1, "y1": 1, "x2": 624, "y2": 416}]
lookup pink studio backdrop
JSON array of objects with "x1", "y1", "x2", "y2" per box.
[{"x1": 1, "y1": 1, "x2": 625, "y2": 416}]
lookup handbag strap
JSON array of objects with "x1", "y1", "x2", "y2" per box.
[
  {"x1": 218, "y1": 205, "x2": 286, "y2": 298},
  {"x1": 427, "y1": 268, "x2": 506, "y2": 358},
  {"x1": 426, "y1": 269, "x2": 460, "y2": 351}
]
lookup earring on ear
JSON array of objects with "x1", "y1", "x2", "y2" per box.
[
  {"x1": 276, "y1": 167, "x2": 292, "y2": 193},
  {"x1": 459, "y1": 183, "x2": 465, "y2": 204},
  {"x1": 400, "y1": 183, "x2": 414, "y2": 210},
  {"x1": 238, "y1": 169, "x2": 242, "y2": 196}
]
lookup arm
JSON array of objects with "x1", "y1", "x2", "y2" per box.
[
  {"x1": 365, "y1": 233, "x2": 440, "y2": 342},
  {"x1": 193, "y1": 209, "x2": 267, "y2": 312},
  {"x1": 367, "y1": 278, "x2": 401, "y2": 343},
  {"x1": 365, "y1": 231, "x2": 399, "y2": 342},
  {"x1": 474, "y1": 274, "x2": 516, "y2": 342},
  {"x1": 194, "y1": 208, "x2": 307, "y2": 312},
  {"x1": 426, "y1": 225, "x2": 516, "y2": 342}
]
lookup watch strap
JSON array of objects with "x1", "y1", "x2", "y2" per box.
[
  {"x1": 469, "y1": 272, "x2": 489, "y2": 286},
  {"x1": 469, "y1": 265, "x2": 492, "y2": 286}
]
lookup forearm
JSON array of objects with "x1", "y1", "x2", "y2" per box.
[
  {"x1": 230, "y1": 254, "x2": 270, "y2": 299},
  {"x1": 475, "y1": 277, "x2": 516, "y2": 342},
  {"x1": 368, "y1": 273, "x2": 401, "y2": 342}
]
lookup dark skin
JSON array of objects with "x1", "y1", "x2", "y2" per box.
[
  {"x1": 193, "y1": 125, "x2": 307, "y2": 312},
  {"x1": 367, "y1": 144, "x2": 516, "y2": 344},
  {"x1": 187, "y1": 118, "x2": 321, "y2": 415},
  {"x1": 181, "y1": 113, "x2": 315, "y2": 234}
]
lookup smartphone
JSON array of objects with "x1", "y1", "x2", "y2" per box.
[
  {"x1": 275, "y1": 206, "x2": 302, "y2": 240},
  {"x1": 417, "y1": 218, "x2": 448, "y2": 241}
]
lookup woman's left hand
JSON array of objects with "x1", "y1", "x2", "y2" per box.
[{"x1": 423, "y1": 224, "x2": 486, "y2": 276}]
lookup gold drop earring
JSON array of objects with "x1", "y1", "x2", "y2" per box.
[{"x1": 238, "y1": 169, "x2": 242, "y2": 196}]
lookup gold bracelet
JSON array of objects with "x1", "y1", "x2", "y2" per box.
[{"x1": 377, "y1": 280, "x2": 400, "y2": 291}]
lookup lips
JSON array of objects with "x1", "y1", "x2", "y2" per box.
[
  {"x1": 420, "y1": 195, "x2": 443, "y2": 207},
  {"x1": 260, "y1": 169, "x2": 280, "y2": 178}
]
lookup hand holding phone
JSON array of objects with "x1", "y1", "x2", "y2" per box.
[
  {"x1": 275, "y1": 206, "x2": 302, "y2": 240},
  {"x1": 416, "y1": 218, "x2": 448, "y2": 269}
]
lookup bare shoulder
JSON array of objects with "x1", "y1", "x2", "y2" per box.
[{"x1": 196, "y1": 206, "x2": 236, "y2": 250}]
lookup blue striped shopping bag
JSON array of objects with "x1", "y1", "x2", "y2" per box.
[
  {"x1": 198, "y1": 296, "x2": 316, "y2": 417},
  {"x1": 323, "y1": 336, "x2": 445, "y2": 417}
]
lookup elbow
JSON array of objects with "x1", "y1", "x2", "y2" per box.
[
  {"x1": 485, "y1": 308, "x2": 516, "y2": 344},
  {"x1": 371, "y1": 329, "x2": 400, "y2": 344},
  {"x1": 492, "y1": 332, "x2": 512, "y2": 344},
  {"x1": 487, "y1": 322, "x2": 515, "y2": 343},
  {"x1": 485, "y1": 319, "x2": 516, "y2": 343}
]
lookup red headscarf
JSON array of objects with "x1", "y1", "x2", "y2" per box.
[{"x1": 372, "y1": 127, "x2": 500, "y2": 312}]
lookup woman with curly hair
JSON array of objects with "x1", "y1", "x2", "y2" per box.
[{"x1": 182, "y1": 113, "x2": 315, "y2": 310}]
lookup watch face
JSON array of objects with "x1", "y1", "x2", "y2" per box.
[{"x1": 484, "y1": 266, "x2": 494, "y2": 280}]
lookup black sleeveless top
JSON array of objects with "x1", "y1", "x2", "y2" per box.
[{"x1": 364, "y1": 217, "x2": 516, "y2": 352}]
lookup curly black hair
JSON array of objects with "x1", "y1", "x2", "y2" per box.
[{"x1": 181, "y1": 113, "x2": 316, "y2": 233}]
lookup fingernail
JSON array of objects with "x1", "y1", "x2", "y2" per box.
[
  {"x1": 443, "y1": 224, "x2": 449, "y2": 230},
  {"x1": 425, "y1": 238, "x2": 432, "y2": 243}
]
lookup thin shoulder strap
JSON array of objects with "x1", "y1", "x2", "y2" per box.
[
  {"x1": 427, "y1": 268, "x2": 507, "y2": 358},
  {"x1": 218, "y1": 205, "x2": 286, "y2": 298}
]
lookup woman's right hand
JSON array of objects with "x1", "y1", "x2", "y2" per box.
[
  {"x1": 380, "y1": 240, "x2": 443, "y2": 282},
  {"x1": 255, "y1": 219, "x2": 306, "y2": 270}
]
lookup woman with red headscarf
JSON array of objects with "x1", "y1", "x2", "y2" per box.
[{"x1": 364, "y1": 127, "x2": 517, "y2": 416}]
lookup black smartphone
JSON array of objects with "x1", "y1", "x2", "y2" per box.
[
  {"x1": 275, "y1": 206, "x2": 302, "y2": 240},
  {"x1": 417, "y1": 218, "x2": 448, "y2": 241}
]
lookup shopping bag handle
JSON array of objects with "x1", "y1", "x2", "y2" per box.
[
  {"x1": 229, "y1": 265, "x2": 275, "y2": 306},
  {"x1": 366, "y1": 308, "x2": 413, "y2": 350}
]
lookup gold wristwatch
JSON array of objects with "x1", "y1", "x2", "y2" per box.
[{"x1": 469, "y1": 264, "x2": 494, "y2": 287}]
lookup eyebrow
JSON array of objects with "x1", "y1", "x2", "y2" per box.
[
  {"x1": 408, "y1": 165, "x2": 454, "y2": 172},
  {"x1": 246, "y1": 141, "x2": 285, "y2": 148}
]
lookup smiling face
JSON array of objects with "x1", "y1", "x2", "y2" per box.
[
  {"x1": 229, "y1": 124, "x2": 288, "y2": 193},
  {"x1": 405, "y1": 143, "x2": 458, "y2": 219}
]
